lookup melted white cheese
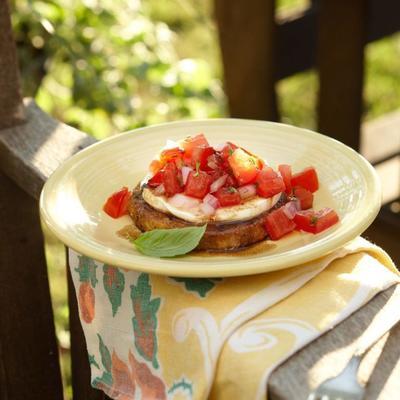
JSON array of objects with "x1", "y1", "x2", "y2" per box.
[{"x1": 142, "y1": 187, "x2": 281, "y2": 223}]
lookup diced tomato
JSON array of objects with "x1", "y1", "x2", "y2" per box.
[
  {"x1": 220, "y1": 142, "x2": 238, "y2": 160},
  {"x1": 264, "y1": 207, "x2": 296, "y2": 240},
  {"x1": 224, "y1": 174, "x2": 238, "y2": 188},
  {"x1": 103, "y1": 186, "x2": 132, "y2": 218},
  {"x1": 209, "y1": 169, "x2": 224, "y2": 182},
  {"x1": 257, "y1": 166, "x2": 277, "y2": 181},
  {"x1": 242, "y1": 147, "x2": 264, "y2": 169},
  {"x1": 147, "y1": 170, "x2": 164, "y2": 187},
  {"x1": 191, "y1": 146, "x2": 215, "y2": 170},
  {"x1": 294, "y1": 208, "x2": 339, "y2": 234},
  {"x1": 214, "y1": 187, "x2": 241, "y2": 207},
  {"x1": 160, "y1": 147, "x2": 183, "y2": 163},
  {"x1": 185, "y1": 171, "x2": 212, "y2": 199},
  {"x1": 256, "y1": 167, "x2": 285, "y2": 198},
  {"x1": 291, "y1": 167, "x2": 319, "y2": 193},
  {"x1": 228, "y1": 148, "x2": 260, "y2": 185},
  {"x1": 163, "y1": 162, "x2": 183, "y2": 197},
  {"x1": 293, "y1": 186, "x2": 313, "y2": 209},
  {"x1": 278, "y1": 164, "x2": 292, "y2": 195},
  {"x1": 182, "y1": 134, "x2": 209, "y2": 158},
  {"x1": 149, "y1": 159, "x2": 162, "y2": 174}
]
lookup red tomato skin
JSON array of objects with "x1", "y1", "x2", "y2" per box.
[
  {"x1": 291, "y1": 167, "x2": 319, "y2": 193},
  {"x1": 257, "y1": 178, "x2": 285, "y2": 198},
  {"x1": 182, "y1": 134, "x2": 209, "y2": 157},
  {"x1": 257, "y1": 166, "x2": 278, "y2": 181},
  {"x1": 224, "y1": 175, "x2": 238, "y2": 188},
  {"x1": 214, "y1": 187, "x2": 241, "y2": 207},
  {"x1": 147, "y1": 171, "x2": 164, "y2": 187},
  {"x1": 294, "y1": 208, "x2": 339, "y2": 234},
  {"x1": 160, "y1": 147, "x2": 183, "y2": 163},
  {"x1": 314, "y1": 208, "x2": 339, "y2": 233},
  {"x1": 185, "y1": 171, "x2": 212, "y2": 199},
  {"x1": 103, "y1": 187, "x2": 132, "y2": 218},
  {"x1": 221, "y1": 142, "x2": 238, "y2": 160},
  {"x1": 149, "y1": 159, "x2": 162, "y2": 174},
  {"x1": 163, "y1": 162, "x2": 183, "y2": 197},
  {"x1": 191, "y1": 146, "x2": 215, "y2": 170},
  {"x1": 293, "y1": 210, "x2": 316, "y2": 233},
  {"x1": 293, "y1": 186, "x2": 313, "y2": 209},
  {"x1": 278, "y1": 164, "x2": 292, "y2": 195},
  {"x1": 264, "y1": 207, "x2": 296, "y2": 240},
  {"x1": 228, "y1": 148, "x2": 260, "y2": 185}
]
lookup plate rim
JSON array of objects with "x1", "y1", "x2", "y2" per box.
[{"x1": 40, "y1": 118, "x2": 381, "y2": 277}]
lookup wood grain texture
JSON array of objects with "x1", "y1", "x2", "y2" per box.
[
  {"x1": 0, "y1": 99, "x2": 96, "y2": 200},
  {"x1": 67, "y1": 252, "x2": 111, "y2": 400},
  {"x1": 0, "y1": 0, "x2": 25, "y2": 128},
  {"x1": 215, "y1": 0, "x2": 278, "y2": 120},
  {"x1": 0, "y1": 172, "x2": 63, "y2": 399},
  {"x1": 268, "y1": 284, "x2": 400, "y2": 400},
  {"x1": 317, "y1": 0, "x2": 367, "y2": 150},
  {"x1": 276, "y1": 0, "x2": 400, "y2": 80}
]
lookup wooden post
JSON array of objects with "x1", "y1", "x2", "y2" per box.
[
  {"x1": 215, "y1": 0, "x2": 279, "y2": 121},
  {"x1": 0, "y1": 172, "x2": 63, "y2": 399},
  {"x1": 0, "y1": 0, "x2": 25, "y2": 128},
  {"x1": 317, "y1": 0, "x2": 367, "y2": 150},
  {"x1": 0, "y1": 2, "x2": 62, "y2": 398}
]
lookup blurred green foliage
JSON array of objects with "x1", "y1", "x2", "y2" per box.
[{"x1": 12, "y1": 0, "x2": 225, "y2": 139}]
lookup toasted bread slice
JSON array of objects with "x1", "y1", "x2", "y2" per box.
[{"x1": 127, "y1": 186, "x2": 286, "y2": 251}]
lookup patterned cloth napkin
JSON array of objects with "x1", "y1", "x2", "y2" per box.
[{"x1": 69, "y1": 237, "x2": 399, "y2": 400}]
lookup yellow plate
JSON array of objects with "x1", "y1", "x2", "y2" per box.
[{"x1": 40, "y1": 119, "x2": 380, "y2": 277}]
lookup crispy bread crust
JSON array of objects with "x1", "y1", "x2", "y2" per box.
[{"x1": 128, "y1": 186, "x2": 286, "y2": 251}]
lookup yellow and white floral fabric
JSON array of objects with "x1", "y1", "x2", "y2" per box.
[{"x1": 69, "y1": 237, "x2": 399, "y2": 400}]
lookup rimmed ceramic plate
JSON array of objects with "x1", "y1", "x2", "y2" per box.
[{"x1": 40, "y1": 119, "x2": 380, "y2": 277}]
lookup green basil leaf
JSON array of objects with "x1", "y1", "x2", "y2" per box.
[{"x1": 132, "y1": 225, "x2": 207, "y2": 258}]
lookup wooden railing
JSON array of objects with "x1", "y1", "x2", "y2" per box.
[
  {"x1": 215, "y1": 0, "x2": 400, "y2": 260},
  {"x1": 0, "y1": 0, "x2": 399, "y2": 399}
]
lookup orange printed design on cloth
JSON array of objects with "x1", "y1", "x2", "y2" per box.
[
  {"x1": 103, "y1": 265, "x2": 125, "y2": 317},
  {"x1": 92, "y1": 335, "x2": 166, "y2": 400},
  {"x1": 75, "y1": 255, "x2": 98, "y2": 323},
  {"x1": 129, "y1": 350, "x2": 166, "y2": 400},
  {"x1": 131, "y1": 273, "x2": 161, "y2": 369}
]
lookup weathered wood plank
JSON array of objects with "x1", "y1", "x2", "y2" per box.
[
  {"x1": 268, "y1": 284, "x2": 400, "y2": 400},
  {"x1": 67, "y1": 253, "x2": 110, "y2": 400},
  {"x1": 0, "y1": 172, "x2": 63, "y2": 399},
  {"x1": 214, "y1": 0, "x2": 278, "y2": 120},
  {"x1": 317, "y1": 0, "x2": 367, "y2": 150},
  {"x1": 0, "y1": 99, "x2": 96, "y2": 200},
  {"x1": 276, "y1": 0, "x2": 400, "y2": 80},
  {"x1": 0, "y1": 0, "x2": 25, "y2": 128}
]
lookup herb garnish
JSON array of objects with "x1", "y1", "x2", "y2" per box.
[
  {"x1": 133, "y1": 225, "x2": 207, "y2": 257},
  {"x1": 193, "y1": 161, "x2": 201, "y2": 177}
]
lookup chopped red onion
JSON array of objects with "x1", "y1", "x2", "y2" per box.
[
  {"x1": 200, "y1": 202, "x2": 216, "y2": 216},
  {"x1": 181, "y1": 166, "x2": 193, "y2": 185},
  {"x1": 153, "y1": 184, "x2": 165, "y2": 196},
  {"x1": 207, "y1": 154, "x2": 219, "y2": 170},
  {"x1": 238, "y1": 184, "x2": 257, "y2": 199},
  {"x1": 168, "y1": 193, "x2": 200, "y2": 209},
  {"x1": 213, "y1": 142, "x2": 227, "y2": 152},
  {"x1": 203, "y1": 193, "x2": 219, "y2": 209},
  {"x1": 282, "y1": 201, "x2": 298, "y2": 219},
  {"x1": 210, "y1": 174, "x2": 228, "y2": 193}
]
